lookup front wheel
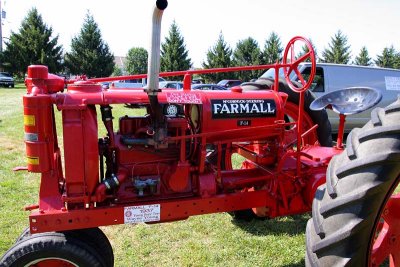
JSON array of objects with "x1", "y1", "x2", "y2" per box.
[
  {"x1": 305, "y1": 97, "x2": 400, "y2": 266},
  {"x1": 1, "y1": 232, "x2": 107, "y2": 267},
  {"x1": 15, "y1": 227, "x2": 114, "y2": 267}
]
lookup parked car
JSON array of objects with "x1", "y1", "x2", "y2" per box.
[
  {"x1": 110, "y1": 81, "x2": 143, "y2": 89},
  {"x1": 192, "y1": 78, "x2": 204, "y2": 84},
  {"x1": 260, "y1": 63, "x2": 400, "y2": 133},
  {"x1": 159, "y1": 81, "x2": 184, "y2": 90},
  {"x1": 109, "y1": 77, "x2": 167, "y2": 89},
  {"x1": 0, "y1": 72, "x2": 14, "y2": 88},
  {"x1": 124, "y1": 77, "x2": 166, "y2": 85},
  {"x1": 101, "y1": 82, "x2": 111, "y2": 89},
  {"x1": 191, "y1": 84, "x2": 228, "y2": 90},
  {"x1": 217, "y1": 79, "x2": 242, "y2": 88}
]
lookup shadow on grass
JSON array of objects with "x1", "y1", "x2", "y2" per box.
[{"x1": 230, "y1": 213, "x2": 310, "y2": 237}]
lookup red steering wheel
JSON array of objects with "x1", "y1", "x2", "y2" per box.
[{"x1": 283, "y1": 36, "x2": 316, "y2": 93}]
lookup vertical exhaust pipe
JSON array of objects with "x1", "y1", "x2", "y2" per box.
[
  {"x1": 147, "y1": 0, "x2": 168, "y2": 93},
  {"x1": 147, "y1": 0, "x2": 168, "y2": 147}
]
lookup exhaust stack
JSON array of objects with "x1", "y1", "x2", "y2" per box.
[
  {"x1": 147, "y1": 0, "x2": 168, "y2": 94},
  {"x1": 146, "y1": 0, "x2": 168, "y2": 147}
]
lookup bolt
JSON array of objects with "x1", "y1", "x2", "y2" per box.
[{"x1": 383, "y1": 208, "x2": 389, "y2": 216}]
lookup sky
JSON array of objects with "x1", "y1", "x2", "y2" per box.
[{"x1": 2, "y1": 0, "x2": 400, "y2": 67}]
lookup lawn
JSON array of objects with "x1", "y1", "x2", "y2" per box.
[{"x1": 0, "y1": 85, "x2": 309, "y2": 266}]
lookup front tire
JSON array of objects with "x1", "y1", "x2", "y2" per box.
[
  {"x1": 1, "y1": 232, "x2": 106, "y2": 267},
  {"x1": 14, "y1": 227, "x2": 114, "y2": 267},
  {"x1": 305, "y1": 97, "x2": 400, "y2": 266}
]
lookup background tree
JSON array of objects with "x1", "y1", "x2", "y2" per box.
[
  {"x1": 112, "y1": 66, "x2": 123, "y2": 76},
  {"x1": 1, "y1": 8, "x2": 63, "y2": 76},
  {"x1": 297, "y1": 38, "x2": 318, "y2": 62},
  {"x1": 375, "y1": 46, "x2": 398, "y2": 68},
  {"x1": 262, "y1": 32, "x2": 283, "y2": 64},
  {"x1": 126, "y1": 47, "x2": 148, "y2": 74},
  {"x1": 396, "y1": 54, "x2": 400, "y2": 69},
  {"x1": 64, "y1": 12, "x2": 114, "y2": 77},
  {"x1": 160, "y1": 21, "x2": 191, "y2": 80},
  {"x1": 354, "y1": 46, "x2": 372, "y2": 66},
  {"x1": 320, "y1": 30, "x2": 351, "y2": 64},
  {"x1": 232, "y1": 37, "x2": 262, "y2": 81},
  {"x1": 201, "y1": 33, "x2": 233, "y2": 83}
]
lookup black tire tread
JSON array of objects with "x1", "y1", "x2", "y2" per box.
[
  {"x1": 345, "y1": 128, "x2": 360, "y2": 160},
  {"x1": 306, "y1": 97, "x2": 400, "y2": 266},
  {"x1": 14, "y1": 227, "x2": 114, "y2": 267},
  {"x1": 311, "y1": 187, "x2": 325, "y2": 238},
  {"x1": 66, "y1": 228, "x2": 114, "y2": 267},
  {"x1": 370, "y1": 107, "x2": 383, "y2": 126},
  {"x1": 319, "y1": 182, "x2": 382, "y2": 217},
  {"x1": 325, "y1": 155, "x2": 338, "y2": 198},
  {"x1": 385, "y1": 103, "x2": 400, "y2": 114},
  {"x1": 1, "y1": 232, "x2": 105, "y2": 267},
  {"x1": 358, "y1": 124, "x2": 400, "y2": 143}
]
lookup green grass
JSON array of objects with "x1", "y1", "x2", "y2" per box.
[{"x1": 0, "y1": 85, "x2": 309, "y2": 266}]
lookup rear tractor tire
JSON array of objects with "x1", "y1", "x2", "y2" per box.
[{"x1": 305, "y1": 97, "x2": 400, "y2": 266}]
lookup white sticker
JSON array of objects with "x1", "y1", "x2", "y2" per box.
[
  {"x1": 385, "y1": 76, "x2": 400, "y2": 91},
  {"x1": 124, "y1": 204, "x2": 160, "y2": 224}
]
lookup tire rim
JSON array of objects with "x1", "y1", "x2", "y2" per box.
[
  {"x1": 369, "y1": 181, "x2": 400, "y2": 266},
  {"x1": 25, "y1": 258, "x2": 78, "y2": 267}
]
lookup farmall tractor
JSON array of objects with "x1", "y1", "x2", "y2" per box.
[{"x1": 1, "y1": 1, "x2": 397, "y2": 266}]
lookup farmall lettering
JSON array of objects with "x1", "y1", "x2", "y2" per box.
[{"x1": 211, "y1": 99, "x2": 276, "y2": 119}]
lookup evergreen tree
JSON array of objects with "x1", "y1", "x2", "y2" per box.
[
  {"x1": 297, "y1": 39, "x2": 318, "y2": 63},
  {"x1": 320, "y1": 30, "x2": 351, "y2": 64},
  {"x1": 64, "y1": 12, "x2": 114, "y2": 78},
  {"x1": 1, "y1": 8, "x2": 63, "y2": 76},
  {"x1": 160, "y1": 21, "x2": 191, "y2": 80},
  {"x1": 375, "y1": 46, "x2": 397, "y2": 68},
  {"x1": 262, "y1": 32, "x2": 283, "y2": 64},
  {"x1": 112, "y1": 66, "x2": 123, "y2": 76},
  {"x1": 354, "y1": 46, "x2": 372, "y2": 66},
  {"x1": 233, "y1": 37, "x2": 262, "y2": 81},
  {"x1": 396, "y1": 54, "x2": 400, "y2": 69},
  {"x1": 201, "y1": 32, "x2": 233, "y2": 83},
  {"x1": 126, "y1": 47, "x2": 148, "y2": 74}
]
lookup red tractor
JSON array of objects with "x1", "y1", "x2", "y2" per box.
[{"x1": 0, "y1": 1, "x2": 391, "y2": 266}]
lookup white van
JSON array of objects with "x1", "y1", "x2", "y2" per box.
[{"x1": 261, "y1": 63, "x2": 400, "y2": 133}]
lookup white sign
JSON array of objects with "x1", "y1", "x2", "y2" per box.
[
  {"x1": 124, "y1": 204, "x2": 160, "y2": 224},
  {"x1": 385, "y1": 76, "x2": 400, "y2": 91}
]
